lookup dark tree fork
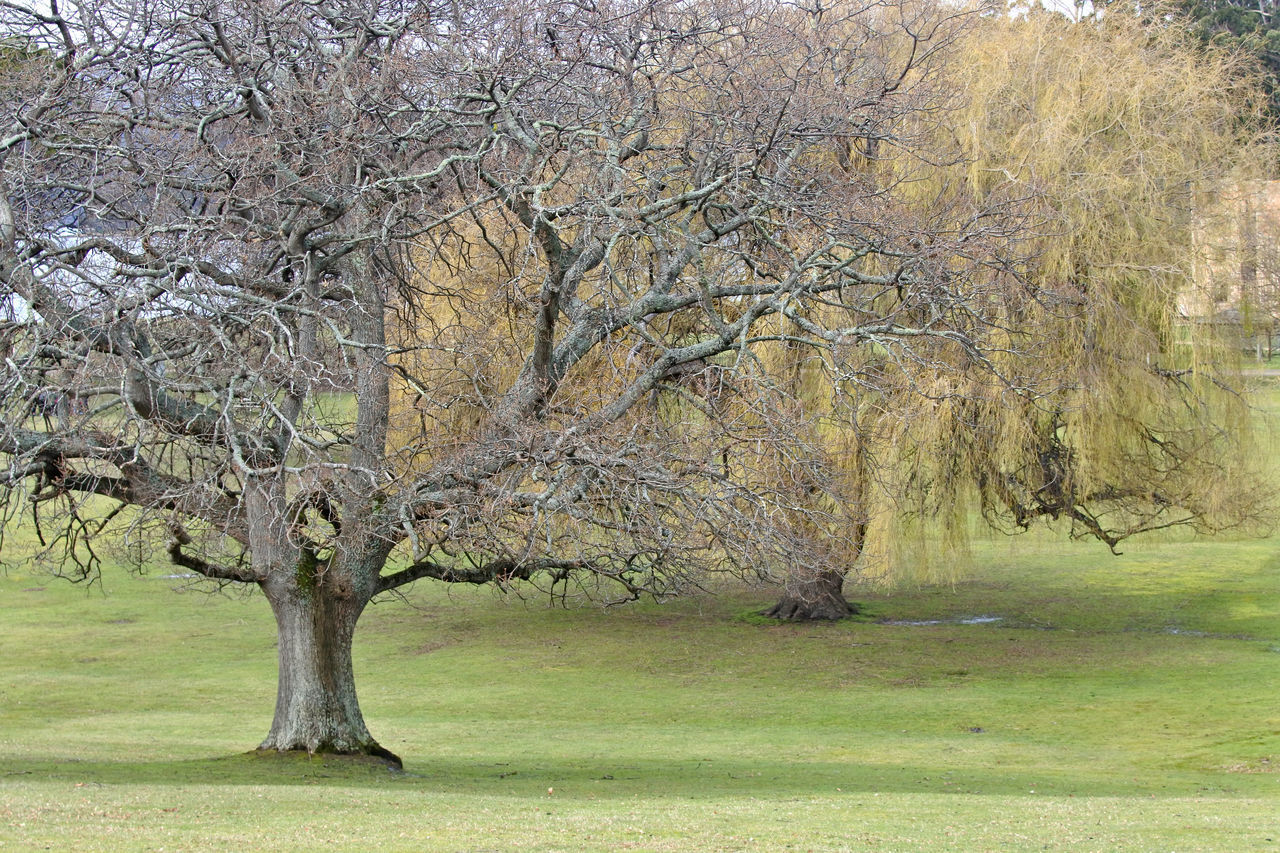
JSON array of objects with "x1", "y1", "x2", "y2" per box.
[{"x1": 0, "y1": 0, "x2": 1258, "y2": 763}]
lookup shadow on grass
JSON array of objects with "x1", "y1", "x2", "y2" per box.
[{"x1": 0, "y1": 752, "x2": 1248, "y2": 799}]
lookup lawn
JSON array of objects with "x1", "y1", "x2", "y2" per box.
[
  {"x1": 1, "y1": 519, "x2": 1279, "y2": 851},
  {"x1": 3, "y1": 388, "x2": 1280, "y2": 852}
]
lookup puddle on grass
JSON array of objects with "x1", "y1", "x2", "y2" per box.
[
  {"x1": 1163, "y1": 626, "x2": 1265, "y2": 642},
  {"x1": 881, "y1": 616, "x2": 1004, "y2": 627}
]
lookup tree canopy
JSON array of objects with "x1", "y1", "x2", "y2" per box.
[
  {"x1": 1175, "y1": 0, "x2": 1280, "y2": 116},
  {"x1": 760, "y1": 5, "x2": 1273, "y2": 616}
]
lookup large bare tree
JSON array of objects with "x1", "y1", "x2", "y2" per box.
[{"x1": 0, "y1": 0, "x2": 1157, "y2": 762}]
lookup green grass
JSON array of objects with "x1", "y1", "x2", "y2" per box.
[{"x1": 2, "y1": 526, "x2": 1279, "y2": 850}]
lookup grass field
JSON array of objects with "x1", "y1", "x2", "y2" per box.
[
  {"x1": 2, "y1": 523, "x2": 1278, "y2": 851},
  {"x1": 3, "y1": 386, "x2": 1280, "y2": 851}
]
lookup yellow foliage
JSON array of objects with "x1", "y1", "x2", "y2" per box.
[{"x1": 821, "y1": 8, "x2": 1272, "y2": 584}]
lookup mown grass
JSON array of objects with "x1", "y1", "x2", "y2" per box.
[
  {"x1": 3, "y1": 387, "x2": 1280, "y2": 850},
  {"x1": 2, "y1": 525, "x2": 1279, "y2": 851}
]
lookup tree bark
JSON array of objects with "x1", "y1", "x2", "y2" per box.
[
  {"x1": 762, "y1": 567, "x2": 859, "y2": 621},
  {"x1": 258, "y1": 580, "x2": 400, "y2": 767}
]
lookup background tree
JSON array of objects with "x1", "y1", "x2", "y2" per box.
[
  {"x1": 0, "y1": 0, "x2": 1033, "y2": 762},
  {"x1": 1173, "y1": 0, "x2": 1280, "y2": 117},
  {"x1": 759, "y1": 6, "x2": 1273, "y2": 619}
]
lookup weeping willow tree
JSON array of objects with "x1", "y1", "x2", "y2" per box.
[{"x1": 760, "y1": 4, "x2": 1275, "y2": 619}]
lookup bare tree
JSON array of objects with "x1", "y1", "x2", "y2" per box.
[{"x1": 1, "y1": 0, "x2": 1067, "y2": 762}]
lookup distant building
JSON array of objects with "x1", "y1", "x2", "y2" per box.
[{"x1": 1184, "y1": 180, "x2": 1280, "y2": 360}]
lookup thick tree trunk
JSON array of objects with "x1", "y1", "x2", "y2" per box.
[
  {"x1": 258, "y1": 582, "x2": 400, "y2": 767},
  {"x1": 763, "y1": 567, "x2": 858, "y2": 621}
]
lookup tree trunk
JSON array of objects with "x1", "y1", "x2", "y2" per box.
[
  {"x1": 762, "y1": 567, "x2": 859, "y2": 621},
  {"x1": 258, "y1": 581, "x2": 400, "y2": 767}
]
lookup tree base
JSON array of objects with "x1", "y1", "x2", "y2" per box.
[
  {"x1": 762, "y1": 595, "x2": 860, "y2": 621},
  {"x1": 762, "y1": 568, "x2": 860, "y2": 621},
  {"x1": 252, "y1": 745, "x2": 403, "y2": 770}
]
